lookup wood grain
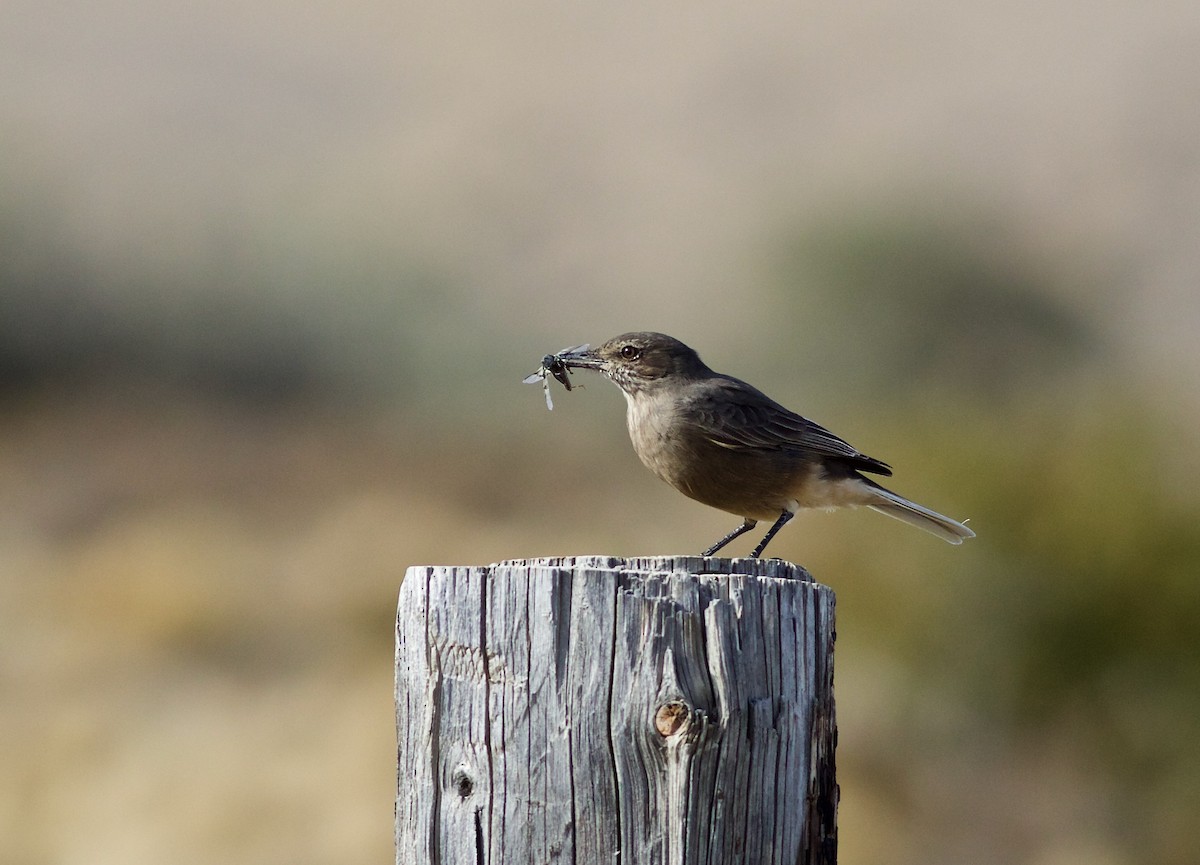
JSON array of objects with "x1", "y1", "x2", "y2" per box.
[{"x1": 395, "y1": 556, "x2": 837, "y2": 865}]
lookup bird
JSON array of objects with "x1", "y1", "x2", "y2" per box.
[{"x1": 553, "y1": 331, "x2": 974, "y2": 558}]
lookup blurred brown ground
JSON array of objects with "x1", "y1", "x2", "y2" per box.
[{"x1": 3, "y1": 2, "x2": 1200, "y2": 864}]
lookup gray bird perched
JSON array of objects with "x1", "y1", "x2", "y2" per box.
[{"x1": 547, "y1": 331, "x2": 975, "y2": 558}]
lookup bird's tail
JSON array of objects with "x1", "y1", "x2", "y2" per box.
[{"x1": 864, "y1": 484, "x2": 975, "y2": 545}]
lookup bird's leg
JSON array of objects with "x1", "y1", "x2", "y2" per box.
[
  {"x1": 750, "y1": 510, "x2": 794, "y2": 558},
  {"x1": 702, "y1": 519, "x2": 758, "y2": 556}
]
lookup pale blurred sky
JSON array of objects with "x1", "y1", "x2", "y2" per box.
[{"x1": 3, "y1": 0, "x2": 1198, "y2": 403}]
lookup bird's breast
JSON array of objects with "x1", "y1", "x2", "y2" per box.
[
  {"x1": 624, "y1": 392, "x2": 758, "y2": 508},
  {"x1": 624, "y1": 393, "x2": 680, "y2": 480}
]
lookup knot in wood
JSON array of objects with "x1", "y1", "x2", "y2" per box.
[
  {"x1": 451, "y1": 764, "x2": 475, "y2": 799},
  {"x1": 654, "y1": 700, "x2": 692, "y2": 737}
]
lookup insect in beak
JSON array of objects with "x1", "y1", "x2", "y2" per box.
[{"x1": 522, "y1": 344, "x2": 591, "y2": 410}]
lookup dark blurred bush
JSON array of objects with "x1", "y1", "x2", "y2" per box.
[{"x1": 763, "y1": 205, "x2": 1102, "y2": 401}]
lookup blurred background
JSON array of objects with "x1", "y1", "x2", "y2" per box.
[{"x1": 3, "y1": 1, "x2": 1199, "y2": 863}]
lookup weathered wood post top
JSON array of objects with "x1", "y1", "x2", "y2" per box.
[{"x1": 395, "y1": 555, "x2": 837, "y2": 865}]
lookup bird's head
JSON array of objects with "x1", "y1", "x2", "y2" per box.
[{"x1": 562, "y1": 332, "x2": 709, "y2": 395}]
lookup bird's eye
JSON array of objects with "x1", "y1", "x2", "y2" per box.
[{"x1": 620, "y1": 344, "x2": 641, "y2": 360}]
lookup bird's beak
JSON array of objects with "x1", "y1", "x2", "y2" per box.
[{"x1": 556, "y1": 345, "x2": 605, "y2": 372}]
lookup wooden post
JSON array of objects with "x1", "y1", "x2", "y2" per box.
[{"x1": 395, "y1": 555, "x2": 837, "y2": 865}]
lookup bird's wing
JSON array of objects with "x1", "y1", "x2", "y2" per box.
[{"x1": 691, "y1": 377, "x2": 893, "y2": 476}]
